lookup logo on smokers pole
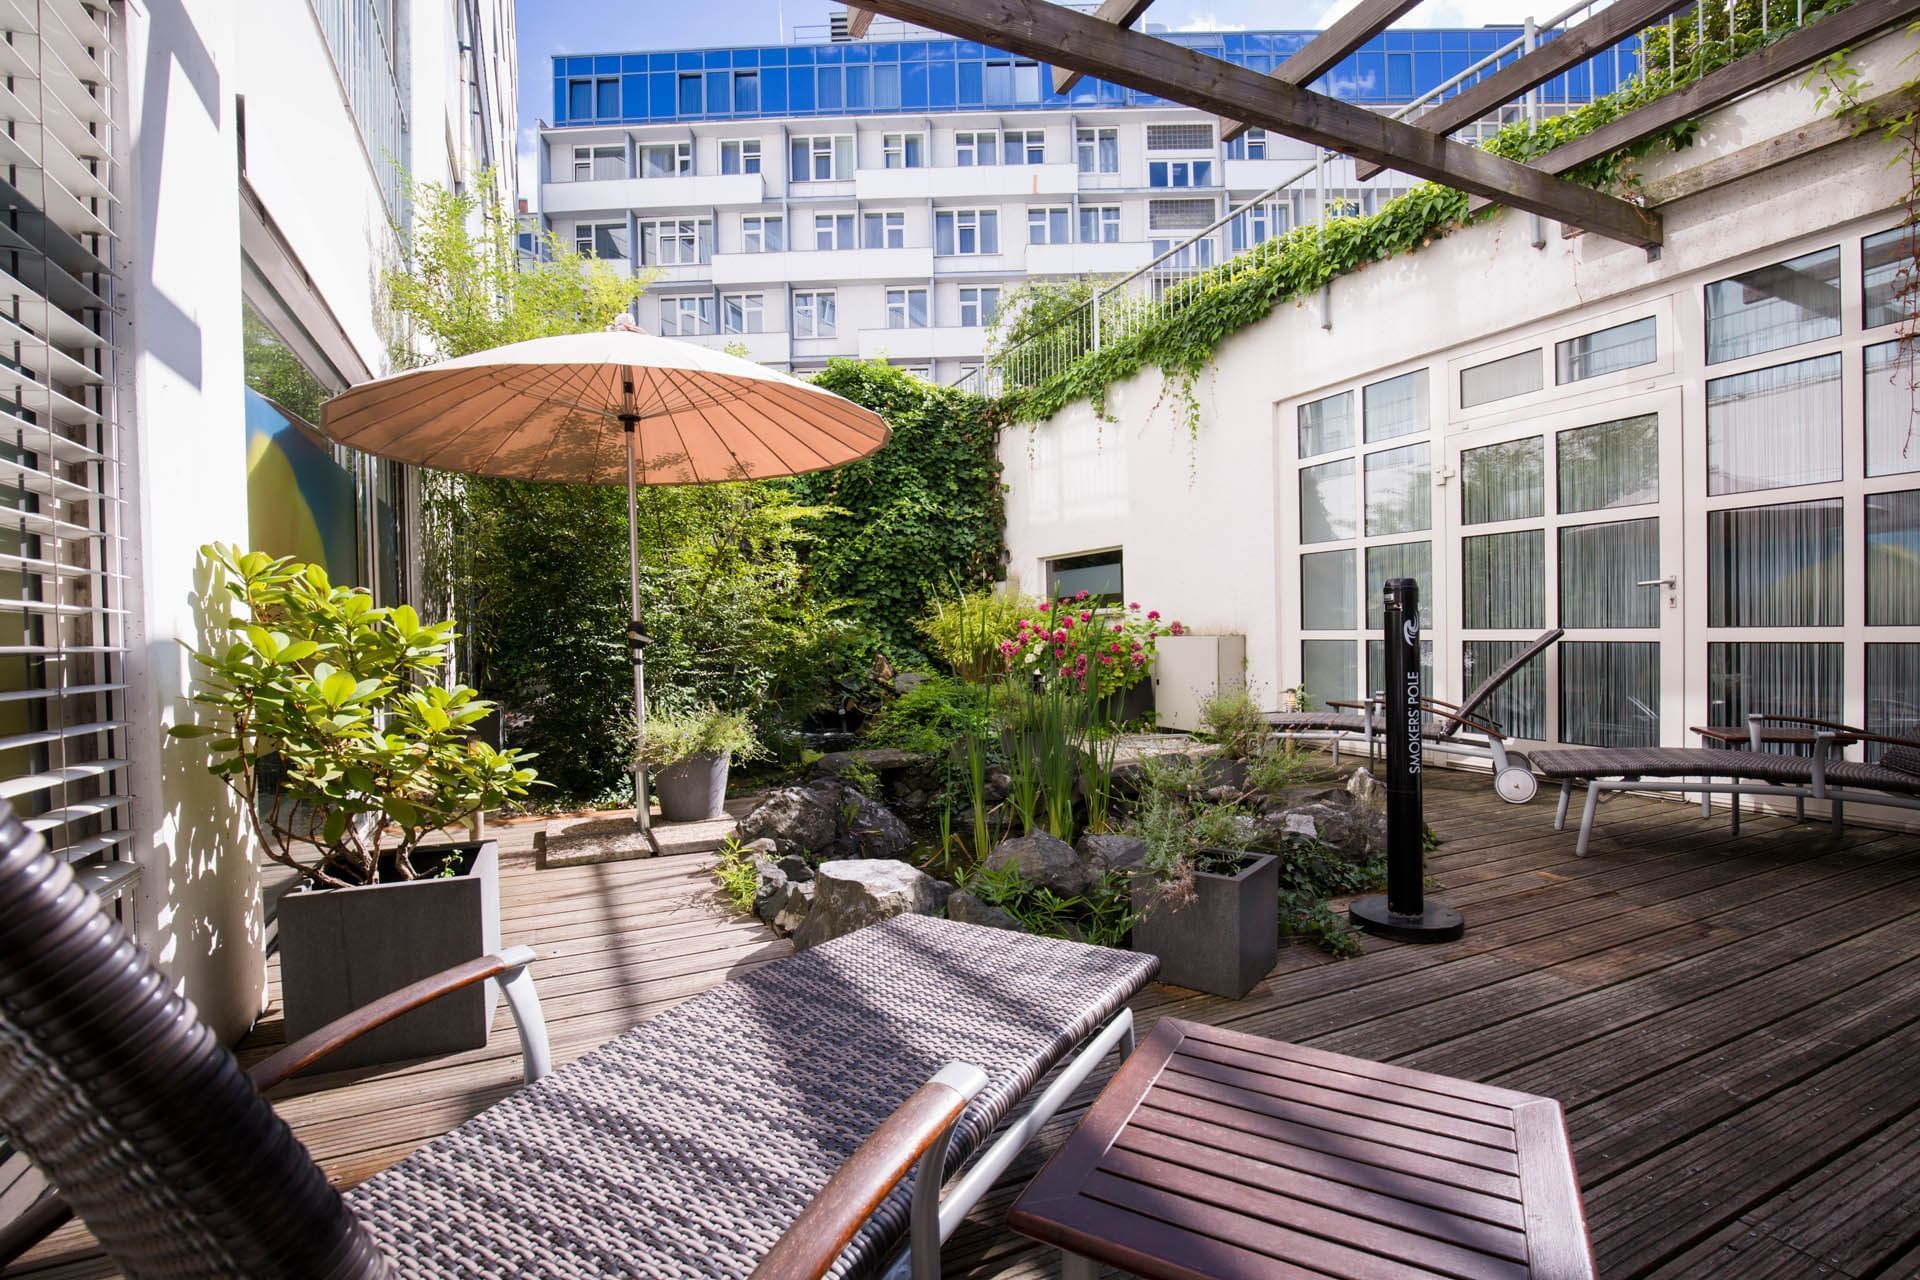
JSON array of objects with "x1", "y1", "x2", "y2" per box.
[{"x1": 1402, "y1": 617, "x2": 1422, "y2": 775}]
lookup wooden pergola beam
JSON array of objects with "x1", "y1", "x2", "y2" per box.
[
  {"x1": 1221, "y1": 0, "x2": 1426, "y2": 142},
  {"x1": 853, "y1": 0, "x2": 1662, "y2": 245},
  {"x1": 1054, "y1": 0, "x2": 1159, "y2": 93},
  {"x1": 845, "y1": 7, "x2": 876, "y2": 38},
  {"x1": 1354, "y1": 0, "x2": 1692, "y2": 180},
  {"x1": 1464, "y1": 0, "x2": 1916, "y2": 212}
]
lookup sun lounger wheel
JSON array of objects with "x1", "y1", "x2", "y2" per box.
[{"x1": 1495, "y1": 755, "x2": 1537, "y2": 804}]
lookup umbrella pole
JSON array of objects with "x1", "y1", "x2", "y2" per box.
[{"x1": 624, "y1": 418, "x2": 660, "y2": 854}]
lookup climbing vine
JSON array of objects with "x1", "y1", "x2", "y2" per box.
[{"x1": 989, "y1": 0, "x2": 1861, "y2": 433}]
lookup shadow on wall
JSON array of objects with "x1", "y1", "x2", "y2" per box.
[{"x1": 142, "y1": 551, "x2": 267, "y2": 1043}]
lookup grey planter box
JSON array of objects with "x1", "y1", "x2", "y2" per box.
[
  {"x1": 276, "y1": 840, "x2": 501, "y2": 1071},
  {"x1": 655, "y1": 751, "x2": 730, "y2": 823},
  {"x1": 1131, "y1": 849, "x2": 1277, "y2": 998}
]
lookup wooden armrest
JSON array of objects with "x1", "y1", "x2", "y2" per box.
[
  {"x1": 1420, "y1": 695, "x2": 1463, "y2": 710},
  {"x1": 0, "y1": 1190, "x2": 73, "y2": 1269},
  {"x1": 1325, "y1": 698, "x2": 1376, "y2": 712},
  {"x1": 752, "y1": 1063, "x2": 987, "y2": 1280},
  {"x1": 248, "y1": 945, "x2": 542, "y2": 1091},
  {"x1": 1750, "y1": 713, "x2": 1863, "y2": 735},
  {"x1": 1427, "y1": 705, "x2": 1505, "y2": 738},
  {"x1": 1844, "y1": 728, "x2": 1920, "y2": 749}
]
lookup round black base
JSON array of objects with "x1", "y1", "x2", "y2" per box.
[{"x1": 1350, "y1": 894, "x2": 1465, "y2": 943}]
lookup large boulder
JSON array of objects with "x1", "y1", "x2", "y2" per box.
[
  {"x1": 771, "y1": 881, "x2": 815, "y2": 936},
  {"x1": 836, "y1": 787, "x2": 913, "y2": 860},
  {"x1": 1260, "y1": 797, "x2": 1386, "y2": 859},
  {"x1": 988, "y1": 832, "x2": 1090, "y2": 897},
  {"x1": 1075, "y1": 833, "x2": 1149, "y2": 879},
  {"x1": 750, "y1": 854, "x2": 789, "y2": 923},
  {"x1": 792, "y1": 859, "x2": 948, "y2": 949},
  {"x1": 738, "y1": 786, "x2": 839, "y2": 858},
  {"x1": 946, "y1": 889, "x2": 1022, "y2": 932}
]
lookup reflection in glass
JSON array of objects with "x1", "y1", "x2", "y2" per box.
[
  {"x1": 1045, "y1": 550, "x2": 1122, "y2": 604},
  {"x1": 1363, "y1": 369, "x2": 1428, "y2": 442},
  {"x1": 1863, "y1": 226, "x2": 1918, "y2": 331},
  {"x1": 1297, "y1": 391, "x2": 1353, "y2": 458},
  {"x1": 1865, "y1": 341, "x2": 1919, "y2": 477},
  {"x1": 1365, "y1": 541, "x2": 1431, "y2": 629},
  {"x1": 1705, "y1": 246, "x2": 1841, "y2": 363},
  {"x1": 1706, "y1": 355, "x2": 1842, "y2": 495},
  {"x1": 1302, "y1": 639, "x2": 1357, "y2": 709},
  {"x1": 1300, "y1": 549, "x2": 1356, "y2": 630},
  {"x1": 1866, "y1": 644, "x2": 1920, "y2": 760},
  {"x1": 1462, "y1": 436, "x2": 1543, "y2": 524},
  {"x1": 1867, "y1": 488, "x2": 1920, "y2": 626},
  {"x1": 1463, "y1": 640, "x2": 1546, "y2": 739},
  {"x1": 1460, "y1": 349, "x2": 1542, "y2": 408},
  {"x1": 1299, "y1": 458, "x2": 1355, "y2": 543},
  {"x1": 1560, "y1": 641, "x2": 1660, "y2": 747},
  {"x1": 1559, "y1": 518, "x2": 1659, "y2": 628},
  {"x1": 1463, "y1": 530, "x2": 1544, "y2": 629},
  {"x1": 1707, "y1": 642, "x2": 1842, "y2": 731},
  {"x1": 1556, "y1": 316, "x2": 1656, "y2": 383},
  {"x1": 1364, "y1": 443, "x2": 1430, "y2": 536},
  {"x1": 1558, "y1": 415, "x2": 1658, "y2": 513},
  {"x1": 1707, "y1": 499, "x2": 1842, "y2": 627}
]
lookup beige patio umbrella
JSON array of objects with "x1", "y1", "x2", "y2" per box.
[{"x1": 320, "y1": 326, "x2": 890, "y2": 844}]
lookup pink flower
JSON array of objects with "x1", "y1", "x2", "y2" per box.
[
  {"x1": 1061, "y1": 616, "x2": 1075, "y2": 631},
  {"x1": 1078, "y1": 610, "x2": 1092, "y2": 623},
  {"x1": 1131, "y1": 652, "x2": 1146, "y2": 666},
  {"x1": 1128, "y1": 601, "x2": 1140, "y2": 610},
  {"x1": 1101, "y1": 654, "x2": 1115, "y2": 665},
  {"x1": 1131, "y1": 640, "x2": 1143, "y2": 651},
  {"x1": 1053, "y1": 628, "x2": 1068, "y2": 642},
  {"x1": 998, "y1": 639, "x2": 1018, "y2": 656},
  {"x1": 1109, "y1": 642, "x2": 1122, "y2": 654},
  {"x1": 1074, "y1": 654, "x2": 1090, "y2": 674},
  {"x1": 1146, "y1": 610, "x2": 1160, "y2": 620},
  {"x1": 1170, "y1": 621, "x2": 1185, "y2": 635},
  {"x1": 1038, "y1": 602, "x2": 1051, "y2": 613},
  {"x1": 1075, "y1": 589, "x2": 1090, "y2": 601},
  {"x1": 1054, "y1": 645, "x2": 1066, "y2": 659}
]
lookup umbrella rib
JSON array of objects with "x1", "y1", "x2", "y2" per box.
[
  {"x1": 323, "y1": 368, "x2": 477, "y2": 438},
  {"x1": 471, "y1": 359, "x2": 607, "y2": 480},
  {"x1": 652, "y1": 363, "x2": 762, "y2": 482},
  {"x1": 415, "y1": 363, "x2": 584, "y2": 472},
  {"x1": 667, "y1": 363, "x2": 828, "y2": 479},
  {"x1": 352, "y1": 365, "x2": 524, "y2": 456},
  {"x1": 748, "y1": 380, "x2": 889, "y2": 460}
]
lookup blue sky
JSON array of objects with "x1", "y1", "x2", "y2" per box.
[{"x1": 514, "y1": 0, "x2": 1522, "y2": 193}]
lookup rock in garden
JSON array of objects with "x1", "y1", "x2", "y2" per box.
[
  {"x1": 1261, "y1": 799, "x2": 1386, "y2": 859},
  {"x1": 811, "y1": 748, "x2": 930, "y2": 779},
  {"x1": 837, "y1": 788, "x2": 913, "y2": 860},
  {"x1": 771, "y1": 881, "x2": 815, "y2": 936},
  {"x1": 1347, "y1": 767, "x2": 1383, "y2": 809},
  {"x1": 792, "y1": 859, "x2": 948, "y2": 949},
  {"x1": 988, "y1": 832, "x2": 1090, "y2": 897},
  {"x1": 751, "y1": 855, "x2": 789, "y2": 923},
  {"x1": 946, "y1": 889, "x2": 1022, "y2": 932},
  {"x1": 738, "y1": 786, "x2": 839, "y2": 857},
  {"x1": 1075, "y1": 833, "x2": 1149, "y2": 878},
  {"x1": 776, "y1": 853, "x2": 813, "y2": 882}
]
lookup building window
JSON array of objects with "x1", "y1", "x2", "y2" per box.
[
  {"x1": 1147, "y1": 198, "x2": 1214, "y2": 233},
  {"x1": 1079, "y1": 205, "x2": 1121, "y2": 243},
  {"x1": 791, "y1": 134, "x2": 853, "y2": 180},
  {"x1": 658, "y1": 295, "x2": 713, "y2": 337},
  {"x1": 572, "y1": 76, "x2": 618, "y2": 118},
  {"x1": 1706, "y1": 353, "x2": 1843, "y2": 495},
  {"x1": 813, "y1": 213, "x2": 854, "y2": 251},
  {"x1": 1463, "y1": 531, "x2": 1545, "y2": 629},
  {"x1": 1559, "y1": 414, "x2": 1659, "y2": 513},
  {"x1": 955, "y1": 131, "x2": 998, "y2": 166},
  {"x1": 741, "y1": 215, "x2": 784, "y2": 253},
  {"x1": 1302, "y1": 639, "x2": 1357, "y2": 709},
  {"x1": 1707, "y1": 499, "x2": 1842, "y2": 628},
  {"x1": 1297, "y1": 391, "x2": 1352, "y2": 459},
  {"x1": 1461, "y1": 437, "x2": 1544, "y2": 524},
  {"x1": 1226, "y1": 128, "x2": 1268, "y2": 159},
  {"x1": 1704, "y1": 246, "x2": 1842, "y2": 364},
  {"x1": 1556, "y1": 316, "x2": 1656, "y2": 383},
  {"x1": 1363, "y1": 443, "x2": 1431, "y2": 537},
  {"x1": 1559, "y1": 519, "x2": 1660, "y2": 628},
  {"x1": 574, "y1": 221, "x2": 629, "y2": 260},
  {"x1": 1707, "y1": 642, "x2": 1843, "y2": 729},
  {"x1": 1300, "y1": 458, "x2": 1356, "y2": 544},
  {"x1": 721, "y1": 293, "x2": 764, "y2": 335},
  {"x1": 1365, "y1": 542, "x2": 1431, "y2": 629},
  {"x1": 1460, "y1": 349, "x2": 1543, "y2": 409},
  {"x1": 1868, "y1": 488, "x2": 1920, "y2": 625},
  {"x1": 1464, "y1": 640, "x2": 1546, "y2": 739},
  {"x1": 732, "y1": 70, "x2": 759, "y2": 113},
  {"x1": 1147, "y1": 123, "x2": 1214, "y2": 150},
  {"x1": 1229, "y1": 201, "x2": 1285, "y2": 251},
  {"x1": 862, "y1": 211, "x2": 905, "y2": 249},
  {"x1": 1866, "y1": 341, "x2": 1920, "y2": 477},
  {"x1": 1862, "y1": 225, "x2": 1917, "y2": 330},
  {"x1": 719, "y1": 139, "x2": 761, "y2": 175},
  {"x1": 1866, "y1": 644, "x2": 1920, "y2": 758},
  {"x1": 793, "y1": 290, "x2": 836, "y2": 338},
  {"x1": 1046, "y1": 549, "x2": 1122, "y2": 603},
  {"x1": 1076, "y1": 126, "x2": 1118, "y2": 174},
  {"x1": 638, "y1": 218, "x2": 711, "y2": 265},
  {"x1": 1361, "y1": 369, "x2": 1427, "y2": 443},
  {"x1": 1149, "y1": 159, "x2": 1213, "y2": 188},
  {"x1": 568, "y1": 78, "x2": 593, "y2": 119},
  {"x1": 1027, "y1": 206, "x2": 1071, "y2": 245},
  {"x1": 886, "y1": 287, "x2": 929, "y2": 329},
  {"x1": 959, "y1": 286, "x2": 1000, "y2": 328},
  {"x1": 1561, "y1": 642, "x2": 1661, "y2": 747},
  {"x1": 638, "y1": 142, "x2": 691, "y2": 178},
  {"x1": 1003, "y1": 129, "x2": 1045, "y2": 164},
  {"x1": 677, "y1": 72, "x2": 701, "y2": 114},
  {"x1": 1301, "y1": 549, "x2": 1356, "y2": 629},
  {"x1": 1150, "y1": 238, "x2": 1216, "y2": 271},
  {"x1": 935, "y1": 208, "x2": 999, "y2": 255},
  {"x1": 572, "y1": 144, "x2": 624, "y2": 181},
  {"x1": 882, "y1": 132, "x2": 925, "y2": 168}
]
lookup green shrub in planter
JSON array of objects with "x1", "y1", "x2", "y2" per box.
[{"x1": 638, "y1": 706, "x2": 762, "y2": 822}]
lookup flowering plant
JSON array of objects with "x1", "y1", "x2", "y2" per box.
[{"x1": 998, "y1": 592, "x2": 1184, "y2": 698}]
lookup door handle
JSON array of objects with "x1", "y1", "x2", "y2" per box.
[{"x1": 1636, "y1": 574, "x2": 1677, "y2": 589}]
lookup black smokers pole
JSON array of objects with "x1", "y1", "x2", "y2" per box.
[{"x1": 1350, "y1": 578, "x2": 1464, "y2": 943}]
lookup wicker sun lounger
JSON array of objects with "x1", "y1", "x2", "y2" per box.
[
  {"x1": 1532, "y1": 726, "x2": 1920, "y2": 855},
  {"x1": 0, "y1": 806, "x2": 1156, "y2": 1280}
]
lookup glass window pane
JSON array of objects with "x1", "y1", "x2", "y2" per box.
[
  {"x1": 1366, "y1": 638, "x2": 1434, "y2": 703},
  {"x1": 1363, "y1": 369, "x2": 1428, "y2": 442},
  {"x1": 1460, "y1": 349, "x2": 1542, "y2": 408},
  {"x1": 1705, "y1": 246, "x2": 1841, "y2": 363},
  {"x1": 1046, "y1": 550, "x2": 1122, "y2": 603},
  {"x1": 1863, "y1": 226, "x2": 1918, "y2": 331},
  {"x1": 1463, "y1": 530, "x2": 1544, "y2": 629},
  {"x1": 1866, "y1": 644, "x2": 1920, "y2": 759},
  {"x1": 1708, "y1": 499, "x2": 1842, "y2": 628},
  {"x1": 1461, "y1": 436, "x2": 1543, "y2": 524},
  {"x1": 1302, "y1": 639, "x2": 1357, "y2": 710},
  {"x1": 1364, "y1": 442, "x2": 1430, "y2": 536},
  {"x1": 1299, "y1": 458, "x2": 1355, "y2": 544},
  {"x1": 1297, "y1": 391, "x2": 1353, "y2": 458},
  {"x1": 1868, "y1": 488, "x2": 1920, "y2": 626},
  {"x1": 1560, "y1": 641, "x2": 1660, "y2": 746},
  {"x1": 1556, "y1": 316, "x2": 1657, "y2": 384},
  {"x1": 1706, "y1": 354, "x2": 1842, "y2": 496},
  {"x1": 1559, "y1": 518, "x2": 1660, "y2": 629},
  {"x1": 1464, "y1": 640, "x2": 1545, "y2": 740},
  {"x1": 1300, "y1": 549, "x2": 1355, "y2": 630},
  {"x1": 1707, "y1": 641, "x2": 1842, "y2": 731},
  {"x1": 1365, "y1": 541, "x2": 1431, "y2": 629},
  {"x1": 1558, "y1": 414, "x2": 1659, "y2": 513},
  {"x1": 1865, "y1": 341, "x2": 1919, "y2": 477}
]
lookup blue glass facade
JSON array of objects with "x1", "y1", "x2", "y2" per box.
[{"x1": 551, "y1": 29, "x2": 1638, "y2": 127}]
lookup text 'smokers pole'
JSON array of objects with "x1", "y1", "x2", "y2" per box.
[{"x1": 1350, "y1": 577, "x2": 1463, "y2": 943}]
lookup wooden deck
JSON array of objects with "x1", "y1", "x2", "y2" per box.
[{"x1": 11, "y1": 770, "x2": 1920, "y2": 1278}]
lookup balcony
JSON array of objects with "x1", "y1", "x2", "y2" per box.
[
  {"x1": 672, "y1": 329, "x2": 793, "y2": 365},
  {"x1": 1024, "y1": 241, "x2": 1156, "y2": 277},
  {"x1": 711, "y1": 245, "x2": 934, "y2": 287},
  {"x1": 540, "y1": 172, "x2": 765, "y2": 215},
  {"x1": 855, "y1": 324, "x2": 987, "y2": 362},
  {"x1": 855, "y1": 162, "x2": 1079, "y2": 201},
  {"x1": 1224, "y1": 156, "x2": 1314, "y2": 190}
]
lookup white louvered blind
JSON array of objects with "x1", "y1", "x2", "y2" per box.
[{"x1": 0, "y1": 1, "x2": 132, "y2": 888}]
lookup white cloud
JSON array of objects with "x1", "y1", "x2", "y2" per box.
[{"x1": 1178, "y1": 12, "x2": 1247, "y2": 31}]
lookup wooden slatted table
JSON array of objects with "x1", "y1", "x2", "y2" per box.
[{"x1": 1008, "y1": 1019, "x2": 1595, "y2": 1280}]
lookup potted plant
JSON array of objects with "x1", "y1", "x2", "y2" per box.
[
  {"x1": 638, "y1": 705, "x2": 760, "y2": 822},
  {"x1": 1125, "y1": 761, "x2": 1278, "y2": 998},
  {"x1": 171, "y1": 545, "x2": 538, "y2": 1069}
]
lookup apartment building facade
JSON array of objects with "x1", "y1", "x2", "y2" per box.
[{"x1": 535, "y1": 26, "x2": 1634, "y2": 384}]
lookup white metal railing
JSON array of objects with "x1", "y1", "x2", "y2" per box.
[
  {"x1": 309, "y1": 0, "x2": 411, "y2": 221},
  {"x1": 959, "y1": 0, "x2": 1800, "y2": 399}
]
